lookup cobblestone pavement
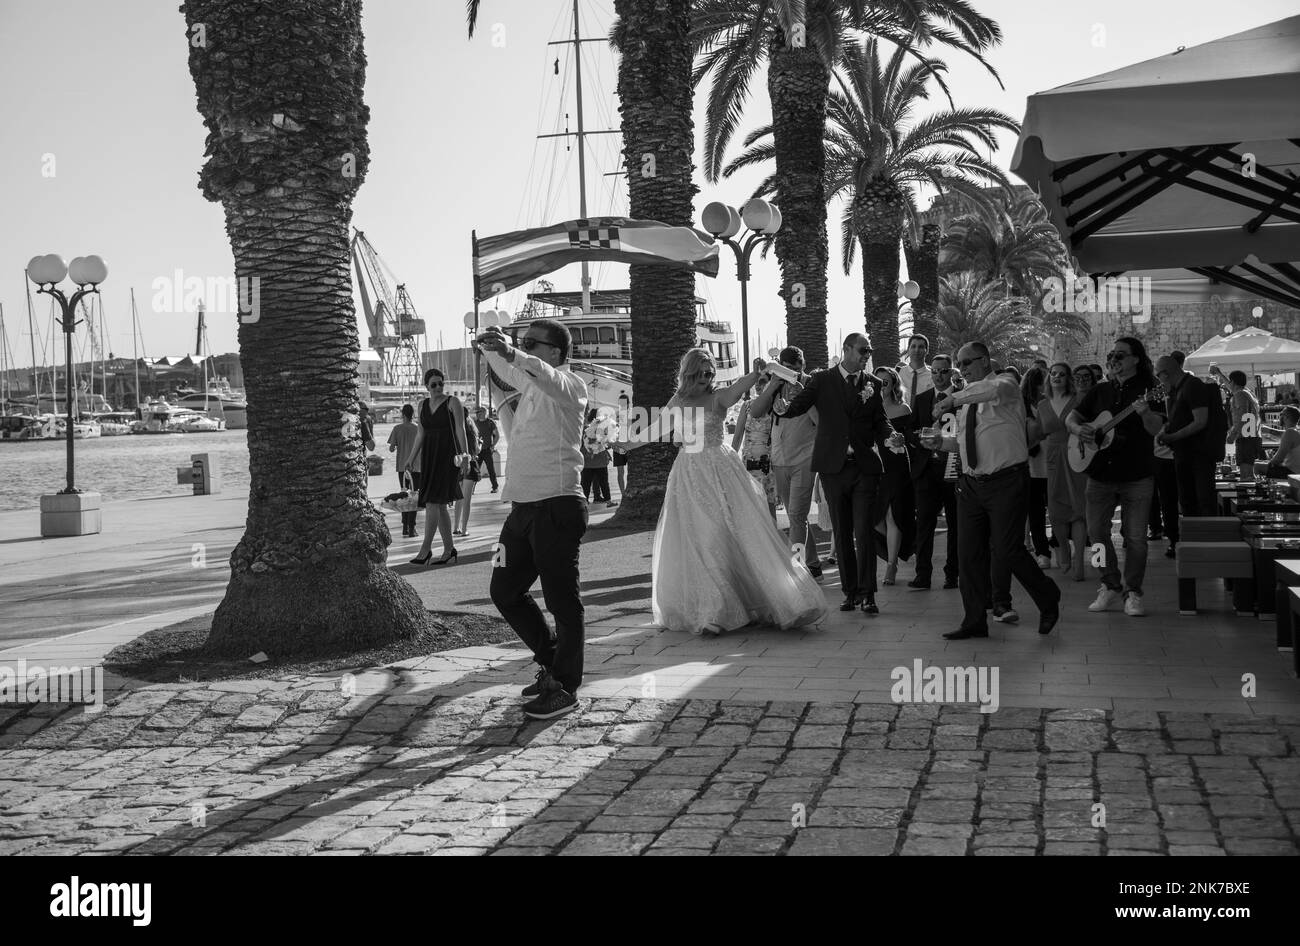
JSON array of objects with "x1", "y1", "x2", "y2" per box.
[{"x1": 3, "y1": 678, "x2": 1298, "y2": 856}]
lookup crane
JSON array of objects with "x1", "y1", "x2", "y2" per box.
[{"x1": 350, "y1": 229, "x2": 426, "y2": 390}]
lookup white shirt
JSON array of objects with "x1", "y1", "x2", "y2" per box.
[
  {"x1": 771, "y1": 374, "x2": 817, "y2": 468},
  {"x1": 898, "y1": 364, "x2": 934, "y2": 408},
  {"x1": 483, "y1": 348, "x2": 587, "y2": 502},
  {"x1": 948, "y1": 374, "x2": 1027, "y2": 476}
]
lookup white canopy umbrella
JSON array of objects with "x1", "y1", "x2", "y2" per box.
[
  {"x1": 1011, "y1": 16, "x2": 1300, "y2": 307},
  {"x1": 1183, "y1": 326, "x2": 1300, "y2": 373}
]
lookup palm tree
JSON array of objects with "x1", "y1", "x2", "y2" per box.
[
  {"x1": 181, "y1": 0, "x2": 434, "y2": 656},
  {"x1": 730, "y1": 39, "x2": 1018, "y2": 367},
  {"x1": 937, "y1": 271, "x2": 1037, "y2": 365},
  {"x1": 904, "y1": 212, "x2": 941, "y2": 342},
  {"x1": 694, "y1": 0, "x2": 1003, "y2": 369},
  {"x1": 609, "y1": 0, "x2": 701, "y2": 522}
]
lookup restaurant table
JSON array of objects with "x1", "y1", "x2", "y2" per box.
[
  {"x1": 1275, "y1": 560, "x2": 1300, "y2": 656},
  {"x1": 1241, "y1": 527, "x2": 1300, "y2": 625},
  {"x1": 1225, "y1": 497, "x2": 1300, "y2": 516}
]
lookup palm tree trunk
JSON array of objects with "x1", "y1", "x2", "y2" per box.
[
  {"x1": 612, "y1": 0, "x2": 698, "y2": 524},
  {"x1": 904, "y1": 221, "x2": 941, "y2": 345},
  {"x1": 183, "y1": 0, "x2": 434, "y2": 657},
  {"x1": 767, "y1": 26, "x2": 830, "y2": 370},
  {"x1": 853, "y1": 183, "x2": 907, "y2": 367}
]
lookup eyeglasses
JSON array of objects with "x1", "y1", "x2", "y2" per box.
[
  {"x1": 699, "y1": 370, "x2": 716, "y2": 379},
  {"x1": 1107, "y1": 351, "x2": 1132, "y2": 363},
  {"x1": 957, "y1": 355, "x2": 986, "y2": 368},
  {"x1": 934, "y1": 366, "x2": 953, "y2": 374},
  {"x1": 850, "y1": 346, "x2": 873, "y2": 356},
  {"x1": 520, "y1": 337, "x2": 557, "y2": 351}
]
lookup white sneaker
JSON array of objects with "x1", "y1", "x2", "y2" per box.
[
  {"x1": 1035, "y1": 555, "x2": 1052, "y2": 568},
  {"x1": 1123, "y1": 593, "x2": 1146, "y2": 617},
  {"x1": 1088, "y1": 587, "x2": 1122, "y2": 612}
]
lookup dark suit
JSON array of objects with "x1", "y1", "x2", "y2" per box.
[
  {"x1": 780, "y1": 367, "x2": 896, "y2": 601},
  {"x1": 910, "y1": 387, "x2": 959, "y2": 584}
]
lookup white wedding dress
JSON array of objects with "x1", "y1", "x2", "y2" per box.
[{"x1": 651, "y1": 396, "x2": 827, "y2": 635}]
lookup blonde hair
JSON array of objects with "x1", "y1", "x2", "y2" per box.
[
  {"x1": 675, "y1": 348, "x2": 716, "y2": 395},
  {"x1": 874, "y1": 366, "x2": 903, "y2": 405}
]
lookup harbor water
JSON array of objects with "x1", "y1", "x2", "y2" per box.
[{"x1": 0, "y1": 424, "x2": 399, "y2": 513}]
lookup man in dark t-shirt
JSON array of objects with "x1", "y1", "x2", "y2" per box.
[
  {"x1": 1155, "y1": 357, "x2": 1215, "y2": 516},
  {"x1": 474, "y1": 406, "x2": 500, "y2": 492},
  {"x1": 1066, "y1": 337, "x2": 1163, "y2": 617}
]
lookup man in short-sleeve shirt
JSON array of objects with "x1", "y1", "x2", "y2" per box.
[{"x1": 1158, "y1": 359, "x2": 1215, "y2": 516}]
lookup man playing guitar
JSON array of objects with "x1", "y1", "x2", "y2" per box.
[{"x1": 1065, "y1": 337, "x2": 1165, "y2": 618}]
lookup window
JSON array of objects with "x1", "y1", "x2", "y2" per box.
[
  {"x1": 599, "y1": 326, "x2": 616, "y2": 345},
  {"x1": 581, "y1": 327, "x2": 599, "y2": 344}
]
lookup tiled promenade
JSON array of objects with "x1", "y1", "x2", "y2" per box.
[{"x1": 1, "y1": 481, "x2": 1297, "y2": 855}]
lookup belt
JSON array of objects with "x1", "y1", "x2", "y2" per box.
[
  {"x1": 511, "y1": 495, "x2": 580, "y2": 508},
  {"x1": 962, "y1": 461, "x2": 1028, "y2": 482}
]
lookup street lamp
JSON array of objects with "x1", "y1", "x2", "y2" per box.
[
  {"x1": 702, "y1": 198, "x2": 782, "y2": 372},
  {"x1": 27, "y1": 254, "x2": 107, "y2": 494}
]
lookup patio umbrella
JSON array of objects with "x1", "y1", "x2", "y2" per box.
[
  {"x1": 1011, "y1": 16, "x2": 1300, "y2": 308},
  {"x1": 1183, "y1": 326, "x2": 1300, "y2": 373}
]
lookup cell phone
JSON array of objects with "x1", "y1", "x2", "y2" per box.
[{"x1": 765, "y1": 362, "x2": 799, "y2": 384}]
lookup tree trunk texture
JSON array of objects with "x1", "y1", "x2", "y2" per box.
[
  {"x1": 182, "y1": 0, "x2": 434, "y2": 656},
  {"x1": 904, "y1": 222, "x2": 941, "y2": 347},
  {"x1": 768, "y1": 29, "x2": 830, "y2": 370},
  {"x1": 853, "y1": 182, "x2": 907, "y2": 368},
  {"x1": 612, "y1": 0, "x2": 699, "y2": 524}
]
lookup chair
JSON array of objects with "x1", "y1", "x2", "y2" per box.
[{"x1": 1175, "y1": 517, "x2": 1255, "y2": 615}]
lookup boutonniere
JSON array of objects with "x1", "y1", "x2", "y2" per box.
[{"x1": 859, "y1": 380, "x2": 876, "y2": 403}]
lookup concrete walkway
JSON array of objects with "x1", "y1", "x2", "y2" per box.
[{"x1": 1, "y1": 475, "x2": 1297, "y2": 855}]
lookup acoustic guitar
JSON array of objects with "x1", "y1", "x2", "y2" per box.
[{"x1": 1067, "y1": 385, "x2": 1166, "y2": 474}]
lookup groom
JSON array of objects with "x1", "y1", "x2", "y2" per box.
[{"x1": 776, "y1": 332, "x2": 902, "y2": 614}]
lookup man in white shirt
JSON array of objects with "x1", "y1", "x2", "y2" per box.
[
  {"x1": 478, "y1": 320, "x2": 588, "y2": 720},
  {"x1": 924, "y1": 341, "x2": 1060, "y2": 639},
  {"x1": 897, "y1": 334, "x2": 934, "y2": 409}
]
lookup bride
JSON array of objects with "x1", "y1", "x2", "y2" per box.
[{"x1": 618, "y1": 348, "x2": 827, "y2": 636}]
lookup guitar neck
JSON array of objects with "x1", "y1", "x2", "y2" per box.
[{"x1": 1096, "y1": 387, "x2": 1161, "y2": 436}]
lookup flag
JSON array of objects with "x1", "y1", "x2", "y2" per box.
[{"x1": 474, "y1": 217, "x2": 720, "y2": 300}]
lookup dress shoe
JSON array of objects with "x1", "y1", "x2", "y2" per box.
[
  {"x1": 1038, "y1": 606, "x2": 1060, "y2": 635},
  {"x1": 942, "y1": 577, "x2": 959, "y2": 590},
  {"x1": 839, "y1": 596, "x2": 856, "y2": 612},
  {"x1": 944, "y1": 626, "x2": 989, "y2": 639},
  {"x1": 907, "y1": 576, "x2": 931, "y2": 590},
  {"x1": 860, "y1": 596, "x2": 879, "y2": 615},
  {"x1": 808, "y1": 564, "x2": 823, "y2": 581}
]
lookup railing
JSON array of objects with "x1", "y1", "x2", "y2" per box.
[{"x1": 572, "y1": 343, "x2": 633, "y2": 361}]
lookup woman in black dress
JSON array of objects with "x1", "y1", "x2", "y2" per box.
[{"x1": 408, "y1": 368, "x2": 469, "y2": 565}]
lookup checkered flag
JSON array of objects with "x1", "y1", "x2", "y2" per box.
[{"x1": 568, "y1": 219, "x2": 621, "y2": 249}]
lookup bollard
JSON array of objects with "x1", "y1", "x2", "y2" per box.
[{"x1": 177, "y1": 454, "x2": 222, "y2": 495}]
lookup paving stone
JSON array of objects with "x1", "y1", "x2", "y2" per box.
[
  {"x1": 559, "y1": 832, "x2": 655, "y2": 855},
  {"x1": 786, "y1": 828, "x2": 895, "y2": 856}
]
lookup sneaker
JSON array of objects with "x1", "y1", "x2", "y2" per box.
[
  {"x1": 1035, "y1": 555, "x2": 1052, "y2": 569},
  {"x1": 521, "y1": 667, "x2": 551, "y2": 698},
  {"x1": 1123, "y1": 593, "x2": 1146, "y2": 617},
  {"x1": 992, "y1": 605, "x2": 1019, "y2": 624},
  {"x1": 1088, "y1": 587, "x2": 1122, "y2": 612},
  {"x1": 523, "y1": 683, "x2": 578, "y2": 720},
  {"x1": 606, "y1": 501, "x2": 618, "y2": 508}
]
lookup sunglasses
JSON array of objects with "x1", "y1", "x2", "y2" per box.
[
  {"x1": 520, "y1": 337, "x2": 557, "y2": 351},
  {"x1": 699, "y1": 370, "x2": 716, "y2": 378},
  {"x1": 1107, "y1": 352, "x2": 1132, "y2": 362},
  {"x1": 849, "y1": 346, "x2": 873, "y2": 356},
  {"x1": 957, "y1": 355, "x2": 985, "y2": 368}
]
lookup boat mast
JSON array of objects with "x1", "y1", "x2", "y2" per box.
[
  {"x1": 0, "y1": 302, "x2": 8, "y2": 415},
  {"x1": 24, "y1": 271, "x2": 39, "y2": 408},
  {"x1": 130, "y1": 288, "x2": 141, "y2": 410}
]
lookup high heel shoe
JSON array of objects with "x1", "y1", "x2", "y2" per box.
[
  {"x1": 883, "y1": 563, "x2": 897, "y2": 586},
  {"x1": 409, "y1": 552, "x2": 432, "y2": 565},
  {"x1": 434, "y1": 549, "x2": 458, "y2": 566}
]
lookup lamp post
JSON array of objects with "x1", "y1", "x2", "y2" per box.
[
  {"x1": 701, "y1": 198, "x2": 782, "y2": 372},
  {"x1": 27, "y1": 254, "x2": 107, "y2": 493},
  {"x1": 465, "y1": 308, "x2": 511, "y2": 408}
]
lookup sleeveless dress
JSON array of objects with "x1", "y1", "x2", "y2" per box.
[
  {"x1": 651, "y1": 396, "x2": 827, "y2": 635},
  {"x1": 872, "y1": 403, "x2": 916, "y2": 562},
  {"x1": 417, "y1": 397, "x2": 463, "y2": 507}
]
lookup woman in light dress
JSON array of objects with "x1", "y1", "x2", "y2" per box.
[
  {"x1": 618, "y1": 348, "x2": 827, "y2": 637},
  {"x1": 731, "y1": 374, "x2": 778, "y2": 522},
  {"x1": 1037, "y1": 362, "x2": 1088, "y2": 581}
]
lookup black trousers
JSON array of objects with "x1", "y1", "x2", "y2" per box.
[
  {"x1": 581, "y1": 468, "x2": 611, "y2": 502},
  {"x1": 1027, "y1": 476, "x2": 1049, "y2": 556},
  {"x1": 913, "y1": 469, "x2": 958, "y2": 582},
  {"x1": 820, "y1": 464, "x2": 879, "y2": 600},
  {"x1": 478, "y1": 448, "x2": 498, "y2": 488},
  {"x1": 1174, "y1": 453, "x2": 1217, "y2": 517},
  {"x1": 1150, "y1": 457, "x2": 1179, "y2": 543},
  {"x1": 489, "y1": 496, "x2": 588, "y2": 693},
  {"x1": 957, "y1": 466, "x2": 1060, "y2": 631}
]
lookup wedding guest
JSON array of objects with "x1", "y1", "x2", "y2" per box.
[
  {"x1": 924, "y1": 341, "x2": 1061, "y2": 638},
  {"x1": 1089, "y1": 363, "x2": 1104, "y2": 385},
  {"x1": 453, "y1": 412, "x2": 481, "y2": 537},
  {"x1": 872, "y1": 366, "x2": 916, "y2": 586},
  {"x1": 387, "y1": 403, "x2": 422, "y2": 537},
  {"x1": 1068, "y1": 338, "x2": 1161, "y2": 617},
  {"x1": 1037, "y1": 363, "x2": 1087, "y2": 581},
  {"x1": 733, "y1": 375, "x2": 778, "y2": 521},
  {"x1": 897, "y1": 334, "x2": 933, "y2": 408},
  {"x1": 909, "y1": 354, "x2": 959, "y2": 590},
  {"x1": 1149, "y1": 392, "x2": 1179, "y2": 558},
  {"x1": 580, "y1": 408, "x2": 616, "y2": 508},
  {"x1": 1157, "y1": 355, "x2": 1216, "y2": 516},
  {"x1": 478, "y1": 320, "x2": 588, "y2": 719},
  {"x1": 1073, "y1": 364, "x2": 1095, "y2": 399},
  {"x1": 751, "y1": 346, "x2": 822, "y2": 580},
  {"x1": 1021, "y1": 367, "x2": 1051, "y2": 568},
  {"x1": 474, "y1": 405, "x2": 500, "y2": 493},
  {"x1": 409, "y1": 369, "x2": 469, "y2": 566}
]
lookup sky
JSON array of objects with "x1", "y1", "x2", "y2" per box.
[{"x1": 1, "y1": 0, "x2": 1295, "y2": 376}]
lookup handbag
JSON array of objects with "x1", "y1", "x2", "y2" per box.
[{"x1": 383, "y1": 473, "x2": 420, "y2": 513}]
